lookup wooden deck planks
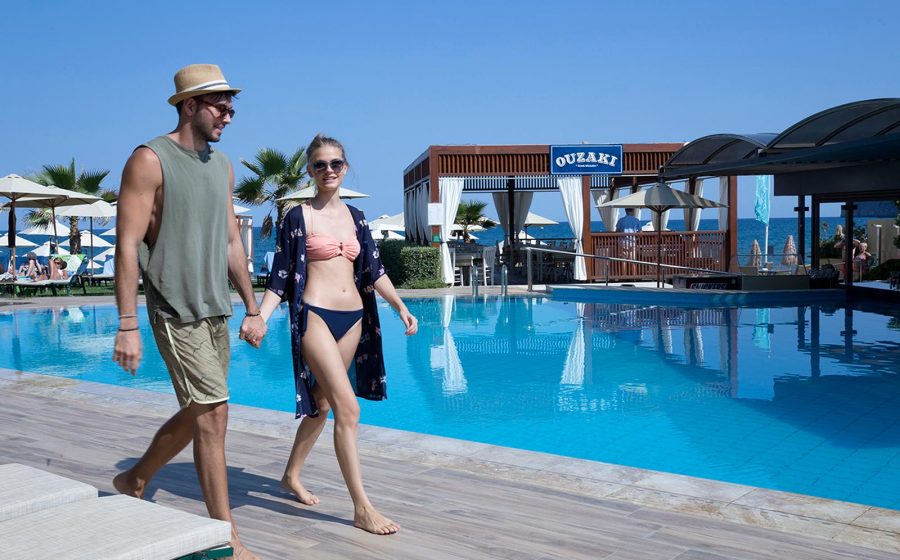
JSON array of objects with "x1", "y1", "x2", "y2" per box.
[{"x1": 0, "y1": 380, "x2": 897, "y2": 560}]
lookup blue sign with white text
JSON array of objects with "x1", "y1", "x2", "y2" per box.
[{"x1": 550, "y1": 145, "x2": 623, "y2": 175}]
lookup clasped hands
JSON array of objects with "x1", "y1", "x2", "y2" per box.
[{"x1": 239, "y1": 315, "x2": 267, "y2": 348}]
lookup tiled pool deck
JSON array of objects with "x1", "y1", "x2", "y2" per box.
[{"x1": 2, "y1": 291, "x2": 899, "y2": 558}]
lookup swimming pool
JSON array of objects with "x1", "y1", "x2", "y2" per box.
[{"x1": 2, "y1": 296, "x2": 899, "y2": 510}]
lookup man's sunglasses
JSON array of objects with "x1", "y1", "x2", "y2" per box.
[
  {"x1": 198, "y1": 99, "x2": 235, "y2": 118},
  {"x1": 312, "y1": 159, "x2": 346, "y2": 173}
]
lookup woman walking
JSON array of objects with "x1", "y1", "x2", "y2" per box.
[{"x1": 258, "y1": 134, "x2": 417, "y2": 535}]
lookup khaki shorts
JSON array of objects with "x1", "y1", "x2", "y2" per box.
[{"x1": 151, "y1": 315, "x2": 231, "y2": 408}]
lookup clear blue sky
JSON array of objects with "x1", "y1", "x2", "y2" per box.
[{"x1": 2, "y1": 0, "x2": 897, "y2": 225}]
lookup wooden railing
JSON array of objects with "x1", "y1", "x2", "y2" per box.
[{"x1": 587, "y1": 231, "x2": 727, "y2": 282}]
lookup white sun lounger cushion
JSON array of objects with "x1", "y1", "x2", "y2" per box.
[
  {"x1": 0, "y1": 494, "x2": 232, "y2": 559},
  {"x1": 0, "y1": 463, "x2": 98, "y2": 522}
]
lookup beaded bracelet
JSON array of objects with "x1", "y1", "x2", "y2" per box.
[{"x1": 245, "y1": 311, "x2": 261, "y2": 317}]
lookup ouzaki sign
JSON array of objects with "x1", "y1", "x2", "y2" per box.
[{"x1": 550, "y1": 145, "x2": 623, "y2": 175}]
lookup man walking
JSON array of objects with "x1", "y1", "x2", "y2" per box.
[{"x1": 112, "y1": 64, "x2": 265, "y2": 560}]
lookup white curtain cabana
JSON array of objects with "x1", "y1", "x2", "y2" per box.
[
  {"x1": 718, "y1": 177, "x2": 729, "y2": 230},
  {"x1": 683, "y1": 179, "x2": 704, "y2": 231},
  {"x1": 418, "y1": 182, "x2": 430, "y2": 243},
  {"x1": 557, "y1": 177, "x2": 586, "y2": 280},
  {"x1": 439, "y1": 178, "x2": 464, "y2": 284},
  {"x1": 492, "y1": 191, "x2": 533, "y2": 244},
  {"x1": 592, "y1": 188, "x2": 619, "y2": 232}
]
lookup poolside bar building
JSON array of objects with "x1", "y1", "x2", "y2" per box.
[{"x1": 402, "y1": 143, "x2": 741, "y2": 283}]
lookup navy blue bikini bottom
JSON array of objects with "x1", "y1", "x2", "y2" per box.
[{"x1": 304, "y1": 304, "x2": 364, "y2": 340}]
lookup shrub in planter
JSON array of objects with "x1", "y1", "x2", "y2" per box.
[{"x1": 399, "y1": 245, "x2": 440, "y2": 287}]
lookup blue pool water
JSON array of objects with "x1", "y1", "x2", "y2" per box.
[{"x1": 2, "y1": 297, "x2": 899, "y2": 509}]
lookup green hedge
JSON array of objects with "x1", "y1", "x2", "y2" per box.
[{"x1": 379, "y1": 241, "x2": 442, "y2": 288}]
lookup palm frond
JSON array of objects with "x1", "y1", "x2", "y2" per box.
[
  {"x1": 256, "y1": 148, "x2": 289, "y2": 178},
  {"x1": 26, "y1": 209, "x2": 53, "y2": 226},
  {"x1": 40, "y1": 162, "x2": 77, "y2": 190},
  {"x1": 76, "y1": 168, "x2": 110, "y2": 194},
  {"x1": 260, "y1": 214, "x2": 274, "y2": 239},
  {"x1": 239, "y1": 158, "x2": 262, "y2": 176},
  {"x1": 100, "y1": 189, "x2": 118, "y2": 203},
  {"x1": 235, "y1": 176, "x2": 266, "y2": 204}
]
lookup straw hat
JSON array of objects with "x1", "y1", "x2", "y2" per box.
[{"x1": 168, "y1": 64, "x2": 241, "y2": 106}]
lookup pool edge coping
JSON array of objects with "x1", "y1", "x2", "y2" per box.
[{"x1": 1, "y1": 367, "x2": 898, "y2": 555}]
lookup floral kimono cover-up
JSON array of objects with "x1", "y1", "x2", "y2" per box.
[{"x1": 267, "y1": 204, "x2": 387, "y2": 418}]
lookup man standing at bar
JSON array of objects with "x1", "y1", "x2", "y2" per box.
[{"x1": 111, "y1": 64, "x2": 264, "y2": 560}]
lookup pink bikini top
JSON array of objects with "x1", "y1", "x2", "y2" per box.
[{"x1": 305, "y1": 205, "x2": 360, "y2": 262}]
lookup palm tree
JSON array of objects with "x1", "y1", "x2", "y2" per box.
[
  {"x1": 235, "y1": 147, "x2": 309, "y2": 238},
  {"x1": 454, "y1": 200, "x2": 496, "y2": 243},
  {"x1": 31, "y1": 159, "x2": 110, "y2": 254}
]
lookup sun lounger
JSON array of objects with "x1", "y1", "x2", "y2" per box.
[
  {"x1": 0, "y1": 463, "x2": 97, "y2": 522},
  {"x1": 0, "y1": 464, "x2": 232, "y2": 560}
]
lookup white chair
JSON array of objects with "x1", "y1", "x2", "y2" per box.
[
  {"x1": 450, "y1": 248, "x2": 463, "y2": 286},
  {"x1": 481, "y1": 246, "x2": 496, "y2": 286}
]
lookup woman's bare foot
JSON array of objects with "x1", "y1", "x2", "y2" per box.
[
  {"x1": 113, "y1": 471, "x2": 145, "y2": 499},
  {"x1": 280, "y1": 475, "x2": 319, "y2": 505},
  {"x1": 231, "y1": 538, "x2": 259, "y2": 560},
  {"x1": 354, "y1": 505, "x2": 399, "y2": 535}
]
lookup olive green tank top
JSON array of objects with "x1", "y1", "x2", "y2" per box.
[{"x1": 139, "y1": 135, "x2": 233, "y2": 322}]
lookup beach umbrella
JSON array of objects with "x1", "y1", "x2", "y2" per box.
[
  {"x1": 99, "y1": 226, "x2": 116, "y2": 237},
  {"x1": 95, "y1": 247, "x2": 116, "y2": 261},
  {"x1": 58, "y1": 200, "x2": 116, "y2": 275},
  {"x1": 277, "y1": 185, "x2": 369, "y2": 201},
  {"x1": 781, "y1": 235, "x2": 798, "y2": 266},
  {"x1": 0, "y1": 233, "x2": 37, "y2": 248},
  {"x1": 20, "y1": 220, "x2": 74, "y2": 236},
  {"x1": 0, "y1": 174, "x2": 64, "y2": 271},
  {"x1": 382, "y1": 230, "x2": 404, "y2": 240},
  {"x1": 747, "y1": 240, "x2": 762, "y2": 267},
  {"x1": 33, "y1": 242, "x2": 70, "y2": 257},
  {"x1": 9, "y1": 185, "x2": 100, "y2": 252},
  {"x1": 232, "y1": 200, "x2": 251, "y2": 215},
  {"x1": 522, "y1": 211, "x2": 558, "y2": 236},
  {"x1": 598, "y1": 183, "x2": 725, "y2": 286},
  {"x1": 60, "y1": 231, "x2": 113, "y2": 248}
]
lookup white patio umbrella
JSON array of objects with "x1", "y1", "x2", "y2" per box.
[
  {"x1": 20, "y1": 220, "x2": 73, "y2": 236},
  {"x1": 58, "y1": 200, "x2": 116, "y2": 275},
  {"x1": 0, "y1": 233, "x2": 37, "y2": 248},
  {"x1": 277, "y1": 185, "x2": 369, "y2": 201},
  {"x1": 33, "y1": 242, "x2": 70, "y2": 257},
  {"x1": 95, "y1": 247, "x2": 116, "y2": 261},
  {"x1": 232, "y1": 200, "x2": 251, "y2": 215},
  {"x1": 598, "y1": 183, "x2": 725, "y2": 287},
  {"x1": 10, "y1": 185, "x2": 100, "y2": 252},
  {"x1": 0, "y1": 174, "x2": 65, "y2": 271},
  {"x1": 522, "y1": 211, "x2": 558, "y2": 236},
  {"x1": 382, "y1": 230, "x2": 404, "y2": 240},
  {"x1": 60, "y1": 231, "x2": 113, "y2": 248}
]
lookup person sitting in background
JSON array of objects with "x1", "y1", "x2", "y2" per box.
[
  {"x1": 854, "y1": 242, "x2": 872, "y2": 278},
  {"x1": 616, "y1": 208, "x2": 643, "y2": 275},
  {"x1": 20, "y1": 252, "x2": 45, "y2": 279},
  {"x1": 48, "y1": 256, "x2": 68, "y2": 280}
]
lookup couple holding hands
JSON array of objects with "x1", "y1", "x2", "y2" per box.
[{"x1": 111, "y1": 64, "x2": 416, "y2": 559}]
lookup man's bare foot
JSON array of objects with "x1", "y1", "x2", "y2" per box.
[
  {"x1": 232, "y1": 540, "x2": 259, "y2": 560},
  {"x1": 113, "y1": 471, "x2": 145, "y2": 499},
  {"x1": 280, "y1": 475, "x2": 319, "y2": 506},
  {"x1": 354, "y1": 505, "x2": 399, "y2": 535}
]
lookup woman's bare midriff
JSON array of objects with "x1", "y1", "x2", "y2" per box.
[{"x1": 303, "y1": 259, "x2": 363, "y2": 310}]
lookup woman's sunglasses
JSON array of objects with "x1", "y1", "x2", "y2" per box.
[{"x1": 311, "y1": 159, "x2": 346, "y2": 173}]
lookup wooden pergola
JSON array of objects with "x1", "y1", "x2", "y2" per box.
[{"x1": 402, "y1": 143, "x2": 737, "y2": 282}]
